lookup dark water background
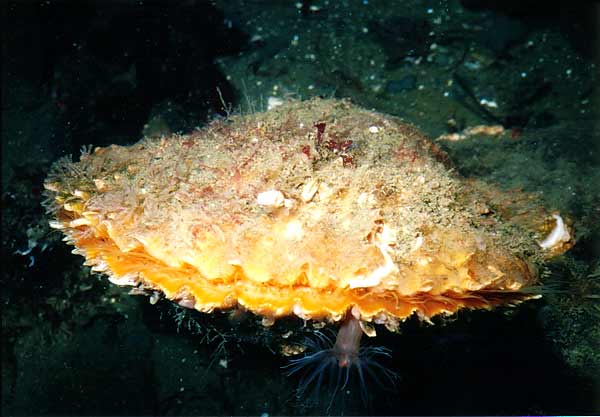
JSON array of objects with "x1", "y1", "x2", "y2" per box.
[{"x1": 2, "y1": 0, "x2": 599, "y2": 415}]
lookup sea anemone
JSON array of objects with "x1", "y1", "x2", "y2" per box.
[{"x1": 285, "y1": 315, "x2": 398, "y2": 408}]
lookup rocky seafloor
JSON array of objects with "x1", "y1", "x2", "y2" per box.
[{"x1": 2, "y1": 0, "x2": 599, "y2": 415}]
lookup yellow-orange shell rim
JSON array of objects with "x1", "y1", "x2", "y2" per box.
[{"x1": 44, "y1": 98, "x2": 573, "y2": 330}]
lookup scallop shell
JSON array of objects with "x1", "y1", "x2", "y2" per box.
[{"x1": 43, "y1": 98, "x2": 572, "y2": 327}]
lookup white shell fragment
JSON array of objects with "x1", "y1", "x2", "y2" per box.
[
  {"x1": 539, "y1": 214, "x2": 571, "y2": 250},
  {"x1": 256, "y1": 190, "x2": 285, "y2": 207},
  {"x1": 300, "y1": 179, "x2": 319, "y2": 202},
  {"x1": 412, "y1": 235, "x2": 424, "y2": 252},
  {"x1": 348, "y1": 224, "x2": 398, "y2": 289}
]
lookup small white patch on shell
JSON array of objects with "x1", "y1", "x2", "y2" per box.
[
  {"x1": 377, "y1": 224, "x2": 397, "y2": 247},
  {"x1": 69, "y1": 218, "x2": 92, "y2": 228},
  {"x1": 108, "y1": 273, "x2": 138, "y2": 286},
  {"x1": 539, "y1": 214, "x2": 571, "y2": 250},
  {"x1": 63, "y1": 202, "x2": 78, "y2": 212},
  {"x1": 348, "y1": 224, "x2": 398, "y2": 289},
  {"x1": 93, "y1": 179, "x2": 107, "y2": 191},
  {"x1": 256, "y1": 190, "x2": 285, "y2": 207},
  {"x1": 284, "y1": 220, "x2": 304, "y2": 240},
  {"x1": 48, "y1": 220, "x2": 65, "y2": 229},
  {"x1": 368, "y1": 125, "x2": 381, "y2": 133},
  {"x1": 417, "y1": 257, "x2": 431, "y2": 266},
  {"x1": 412, "y1": 235, "x2": 424, "y2": 252},
  {"x1": 73, "y1": 189, "x2": 90, "y2": 199},
  {"x1": 91, "y1": 261, "x2": 109, "y2": 273},
  {"x1": 357, "y1": 192, "x2": 377, "y2": 208},
  {"x1": 283, "y1": 198, "x2": 295, "y2": 208},
  {"x1": 300, "y1": 179, "x2": 319, "y2": 202}
]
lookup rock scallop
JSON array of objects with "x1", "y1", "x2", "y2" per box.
[{"x1": 43, "y1": 98, "x2": 572, "y2": 330}]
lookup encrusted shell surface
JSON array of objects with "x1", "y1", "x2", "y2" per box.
[{"x1": 43, "y1": 98, "x2": 572, "y2": 327}]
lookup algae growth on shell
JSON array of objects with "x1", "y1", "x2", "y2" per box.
[{"x1": 43, "y1": 98, "x2": 573, "y2": 331}]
